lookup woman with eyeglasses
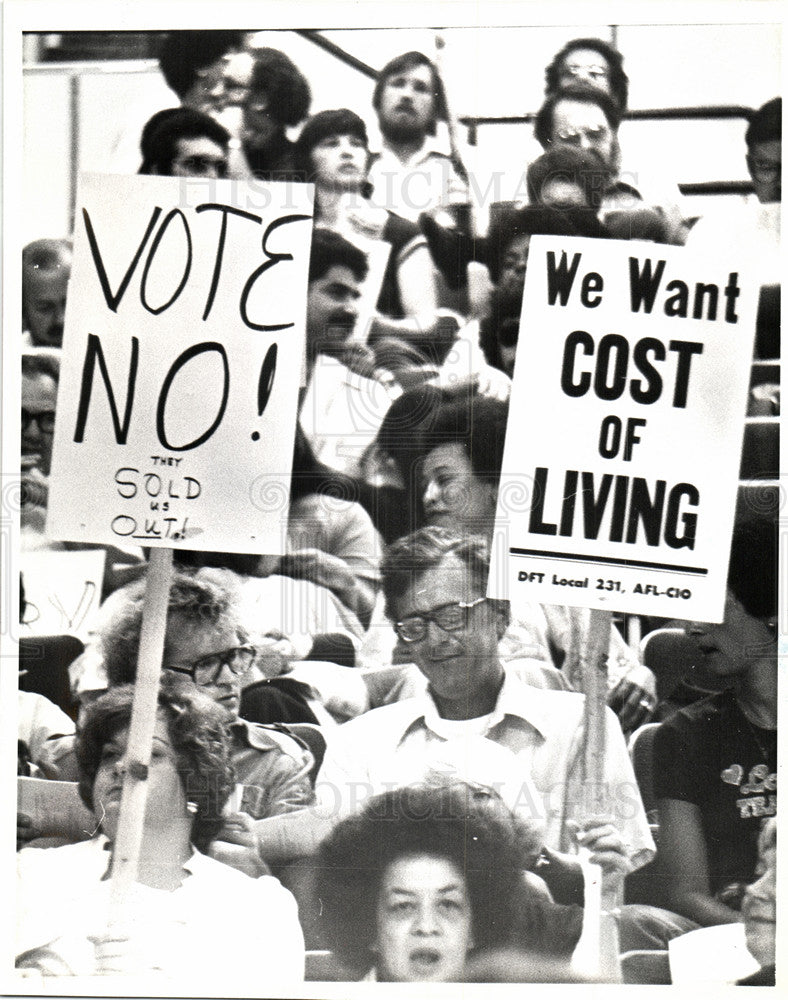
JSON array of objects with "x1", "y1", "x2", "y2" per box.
[{"x1": 16, "y1": 675, "x2": 305, "y2": 982}]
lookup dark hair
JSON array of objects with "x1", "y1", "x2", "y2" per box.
[
  {"x1": 139, "y1": 107, "x2": 230, "y2": 175},
  {"x1": 22, "y1": 350, "x2": 61, "y2": 384},
  {"x1": 381, "y1": 526, "x2": 496, "y2": 621},
  {"x1": 544, "y1": 37, "x2": 629, "y2": 110},
  {"x1": 428, "y1": 393, "x2": 509, "y2": 487},
  {"x1": 101, "y1": 571, "x2": 248, "y2": 687},
  {"x1": 534, "y1": 83, "x2": 622, "y2": 150},
  {"x1": 526, "y1": 145, "x2": 609, "y2": 211},
  {"x1": 746, "y1": 97, "x2": 781, "y2": 148},
  {"x1": 486, "y1": 204, "x2": 608, "y2": 283},
  {"x1": 76, "y1": 675, "x2": 235, "y2": 852},
  {"x1": 308, "y1": 228, "x2": 369, "y2": 285},
  {"x1": 372, "y1": 51, "x2": 448, "y2": 136},
  {"x1": 247, "y1": 48, "x2": 311, "y2": 127},
  {"x1": 293, "y1": 108, "x2": 369, "y2": 180},
  {"x1": 314, "y1": 781, "x2": 533, "y2": 977},
  {"x1": 727, "y1": 519, "x2": 777, "y2": 619},
  {"x1": 158, "y1": 30, "x2": 245, "y2": 100}
]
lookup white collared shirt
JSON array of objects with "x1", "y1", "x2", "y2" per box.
[
  {"x1": 316, "y1": 668, "x2": 654, "y2": 868},
  {"x1": 16, "y1": 836, "x2": 305, "y2": 983}
]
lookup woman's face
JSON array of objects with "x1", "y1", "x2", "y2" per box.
[
  {"x1": 92, "y1": 711, "x2": 189, "y2": 842},
  {"x1": 310, "y1": 133, "x2": 368, "y2": 191},
  {"x1": 420, "y1": 443, "x2": 496, "y2": 532},
  {"x1": 375, "y1": 853, "x2": 474, "y2": 982}
]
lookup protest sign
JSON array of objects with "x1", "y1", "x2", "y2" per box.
[
  {"x1": 48, "y1": 173, "x2": 314, "y2": 554},
  {"x1": 489, "y1": 236, "x2": 759, "y2": 623},
  {"x1": 20, "y1": 548, "x2": 105, "y2": 641}
]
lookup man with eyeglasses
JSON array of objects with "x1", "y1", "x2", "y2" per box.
[
  {"x1": 533, "y1": 84, "x2": 686, "y2": 244},
  {"x1": 227, "y1": 527, "x2": 653, "y2": 888},
  {"x1": 139, "y1": 107, "x2": 230, "y2": 179},
  {"x1": 21, "y1": 351, "x2": 60, "y2": 528},
  {"x1": 98, "y1": 572, "x2": 315, "y2": 826}
]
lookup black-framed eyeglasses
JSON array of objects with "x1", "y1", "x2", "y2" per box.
[
  {"x1": 394, "y1": 597, "x2": 487, "y2": 643},
  {"x1": 166, "y1": 645, "x2": 257, "y2": 685},
  {"x1": 22, "y1": 408, "x2": 56, "y2": 434}
]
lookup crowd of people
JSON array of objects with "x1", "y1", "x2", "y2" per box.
[{"x1": 16, "y1": 28, "x2": 779, "y2": 986}]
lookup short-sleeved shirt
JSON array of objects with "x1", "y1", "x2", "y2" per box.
[
  {"x1": 316, "y1": 668, "x2": 655, "y2": 867},
  {"x1": 653, "y1": 689, "x2": 777, "y2": 894}
]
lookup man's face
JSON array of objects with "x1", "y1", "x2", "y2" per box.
[
  {"x1": 498, "y1": 234, "x2": 530, "y2": 298},
  {"x1": 747, "y1": 139, "x2": 781, "y2": 204},
  {"x1": 306, "y1": 265, "x2": 362, "y2": 361},
  {"x1": 23, "y1": 263, "x2": 70, "y2": 347},
  {"x1": 550, "y1": 98, "x2": 615, "y2": 169},
  {"x1": 170, "y1": 136, "x2": 229, "y2": 179},
  {"x1": 21, "y1": 372, "x2": 57, "y2": 477},
  {"x1": 378, "y1": 62, "x2": 436, "y2": 141},
  {"x1": 164, "y1": 613, "x2": 245, "y2": 717},
  {"x1": 391, "y1": 553, "x2": 504, "y2": 720},
  {"x1": 557, "y1": 47, "x2": 612, "y2": 95}
]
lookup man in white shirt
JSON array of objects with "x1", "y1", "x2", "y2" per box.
[
  {"x1": 226, "y1": 527, "x2": 654, "y2": 871},
  {"x1": 367, "y1": 51, "x2": 468, "y2": 224}
]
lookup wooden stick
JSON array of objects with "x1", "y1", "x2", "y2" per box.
[
  {"x1": 107, "y1": 546, "x2": 173, "y2": 922},
  {"x1": 433, "y1": 32, "x2": 470, "y2": 187},
  {"x1": 580, "y1": 607, "x2": 622, "y2": 982}
]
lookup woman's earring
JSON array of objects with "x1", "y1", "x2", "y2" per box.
[{"x1": 186, "y1": 801, "x2": 198, "y2": 815}]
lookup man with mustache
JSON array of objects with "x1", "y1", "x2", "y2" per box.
[
  {"x1": 22, "y1": 239, "x2": 72, "y2": 348},
  {"x1": 367, "y1": 51, "x2": 468, "y2": 224}
]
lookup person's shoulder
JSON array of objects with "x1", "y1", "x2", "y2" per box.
[
  {"x1": 337, "y1": 697, "x2": 425, "y2": 736},
  {"x1": 662, "y1": 689, "x2": 733, "y2": 730},
  {"x1": 236, "y1": 719, "x2": 311, "y2": 762}
]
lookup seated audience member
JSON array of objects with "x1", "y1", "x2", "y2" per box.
[
  {"x1": 240, "y1": 48, "x2": 311, "y2": 180},
  {"x1": 293, "y1": 108, "x2": 459, "y2": 363},
  {"x1": 653, "y1": 519, "x2": 777, "y2": 928},
  {"x1": 314, "y1": 782, "x2": 621, "y2": 981},
  {"x1": 533, "y1": 84, "x2": 685, "y2": 243},
  {"x1": 479, "y1": 205, "x2": 608, "y2": 377},
  {"x1": 366, "y1": 50, "x2": 468, "y2": 225},
  {"x1": 16, "y1": 676, "x2": 304, "y2": 981},
  {"x1": 21, "y1": 350, "x2": 59, "y2": 528},
  {"x1": 22, "y1": 239, "x2": 72, "y2": 348},
  {"x1": 99, "y1": 572, "x2": 315, "y2": 824},
  {"x1": 685, "y1": 97, "x2": 780, "y2": 358},
  {"x1": 138, "y1": 106, "x2": 229, "y2": 178},
  {"x1": 223, "y1": 528, "x2": 654, "y2": 870},
  {"x1": 544, "y1": 37, "x2": 629, "y2": 110},
  {"x1": 404, "y1": 391, "x2": 655, "y2": 730},
  {"x1": 526, "y1": 146, "x2": 608, "y2": 211},
  {"x1": 281, "y1": 426, "x2": 382, "y2": 629},
  {"x1": 21, "y1": 351, "x2": 143, "y2": 593},
  {"x1": 158, "y1": 30, "x2": 249, "y2": 119}
]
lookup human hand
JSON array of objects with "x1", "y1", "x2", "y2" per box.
[
  {"x1": 607, "y1": 664, "x2": 657, "y2": 733},
  {"x1": 210, "y1": 812, "x2": 270, "y2": 878},
  {"x1": 89, "y1": 927, "x2": 140, "y2": 976},
  {"x1": 567, "y1": 815, "x2": 632, "y2": 898},
  {"x1": 17, "y1": 812, "x2": 40, "y2": 850},
  {"x1": 276, "y1": 549, "x2": 356, "y2": 601}
]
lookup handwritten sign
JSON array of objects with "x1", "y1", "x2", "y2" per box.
[
  {"x1": 489, "y1": 236, "x2": 758, "y2": 622},
  {"x1": 20, "y1": 548, "x2": 105, "y2": 641},
  {"x1": 48, "y1": 173, "x2": 313, "y2": 554}
]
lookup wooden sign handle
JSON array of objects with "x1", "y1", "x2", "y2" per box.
[{"x1": 107, "y1": 546, "x2": 173, "y2": 922}]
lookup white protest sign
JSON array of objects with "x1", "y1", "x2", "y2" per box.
[
  {"x1": 20, "y1": 548, "x2": 105, "y2": 641},
  {"x1": 48, "y1": 173, "x2": 313, "y2": 554},
  {"x1": 489, "y1": 236, "x2": 758, "y2": 622}
]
